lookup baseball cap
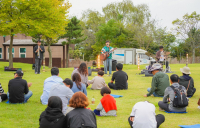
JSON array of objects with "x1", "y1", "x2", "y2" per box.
[
  {"x1": 14, "y1": 70, "x2": 24, "y2": 76},
  {"x1": 148, "y1": 63, "x2": 162, "y2": 74}
]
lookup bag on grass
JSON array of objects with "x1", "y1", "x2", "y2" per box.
[{"x1": 170, "y1": 85, "x2": 188, "y2": 108}]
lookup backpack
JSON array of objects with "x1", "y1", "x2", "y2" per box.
[{"x1": 170, "y1": 85, "x2": 188, "y2": 108}]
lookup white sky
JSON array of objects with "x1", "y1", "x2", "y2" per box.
[{"x1": 68, "y1": 0, "x2": 200, "y2": 30}]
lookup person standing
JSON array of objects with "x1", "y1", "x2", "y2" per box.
[
  {"x1": 34, "y1": 40, "x2": 45, "y2": 74},
  {"x1": 101, "y1": 41, "x2": 114, "y2": 75},
  {"x1": 156, "y1": 46, "x2": 169, "y2": 70}
]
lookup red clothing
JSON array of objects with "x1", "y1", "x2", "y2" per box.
[{"x1": 100, "y1": 94, "x2": 117, "y2": 113}]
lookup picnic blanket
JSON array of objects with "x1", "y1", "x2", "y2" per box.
[
  {"x1": 179, "y1": 124, "x2": 200, "y2": 128},
  {"x1": 165, "y1": 111, "x2": 187, "y2": 114},
  {"x1": 110, "y1": 94, "x2": 123, "y2": 98}
]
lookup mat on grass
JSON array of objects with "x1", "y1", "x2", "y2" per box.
[
  {"x1": 110, "y1": 94, "x2": 123, "y2": 98},
  {"x1": 179, "y1": 124, "x2": 200, "y2": 128},
  {"x1": 165, "y1": 111, "x2": 187, "y2": 113}
]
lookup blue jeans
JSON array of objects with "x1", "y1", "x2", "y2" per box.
[
  {"x1": 147, "y1": 88, "x2": 163, "y2": 97},
  {"x1": 104, "y1": 58, "x2": 112, "y2": 74},
  {"x1": 7, "y1": 91, "x2": 33, "y2": 103},
  {"x1": 94, "y1": 109, "x2": 101, "y2": 116}
]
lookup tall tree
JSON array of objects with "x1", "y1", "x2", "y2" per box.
[
  {"x1": 61, "y1": 16, "x2": 87, "y2": 68},
  {"x1": 0, "y1": 0, "x2": 71, "y2": 68},
  {"x1": 172, "y1": 11, "x2": 200, "y2": 63}
]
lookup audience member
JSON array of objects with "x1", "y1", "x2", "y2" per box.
[
  {"x1": 49, "y1": 78, "x2": 74, "y2": 115},
  {"x1": 179, "y1": 66, "x2": 196, "y2": 97},
  {"x1": 158, "y1": 74, "x2": 187, "y2": 112},
  {"x1": 41, "y1": 67, "x2": 63, "y2": 105},
  {"x1": 7, "y1": 70, "x2": 33, "y2": 103},
  {"x1": 144, "y1": 63, "x2": 169, "y2": 97},
  {"x1": 108, "y1": 63, "x2": 128, "y2": 90},
  {"x1": 88, "y1": 70, "x2": 106, "y2": 90},
  {"x1": 65, "y1": 92, "x2": 97, "y2": 128},
  {"x1": 128, "y1": 101, "x2": 165, "y2": 128},
  {"x1": 94, "y1": 86, "x2": 117, "y2": 116},
  {"x1": 71, "y1": 63, "x2": 88, "y2": 87},
  {"x1": 0, "y1": 83, "x2": 7, "y2": 102},
  {"x1": 71, "y1": 73, "x2": 87, "y2": 96},
  {"x1": 39, "y1": 96, "x2": 65, "y2": 128}
]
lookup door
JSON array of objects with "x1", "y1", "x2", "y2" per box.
[{"x1": 125, "y1": 51, "x2": 133, "y2": 64}]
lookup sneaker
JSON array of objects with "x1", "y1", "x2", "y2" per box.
[{"x1": 35, "y1": 72, "x2": 37, "y2": 74}]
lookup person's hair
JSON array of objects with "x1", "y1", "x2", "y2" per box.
[
  {"x1": 72, "y1": 73, "x2": 82, "y2": 90},
  {"x1": 106, "y1": 40, "x2": 110, "y2": 43},
  {"x1": 15, "y1": 73, "x2": 23, "y2": 77},
  {"x1": 48, "y1": 96, "x2": 63, "y2": 110},
  {"x1": 69, "y1": 92, "x2": 89, "y2": 108},
  {"x1": 37, "y1": 40, "x2": 41, "y2": 43},
  {"x1": 159, "y1": 46, "x2": 163, "y2": 49},
  {"x1": 63, "y1": 78, "x2": 73, "y2": 89},
  {"x1": 78, "y1": 63, "x2": 88, "y2": 76},
  {"x1": 98, "y1": 70, "x2": 104, "y2": 76},
  {"x1": 51, "y1": 67, "x2": 59, "y2": 76},
  {"x1": 183, "y1": 73, "x2": 190, "y2": 76},
  {"x1": 100, "y1": 86, "x2": 111, "y2": 96},
  {"x1": 170, "y1": 74, "x2": 179, "y2": 83},
  {"x1": 116, "y1": 63, "x2": 123, "y2": 70}
]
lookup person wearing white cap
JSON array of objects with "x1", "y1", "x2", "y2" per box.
[{"x1": 179, "y1": 66, "x2": 196, "y2": 97}]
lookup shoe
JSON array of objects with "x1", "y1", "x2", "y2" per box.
[
  {"x1": 35, "y1": 72, "x2": 37, "y2": 74},
  {"x1": 159, "y1": 107, "x2": 164, "y2": 111}
]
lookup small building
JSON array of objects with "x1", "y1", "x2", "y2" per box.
[{"x1": 0, "y1": 34, "x2": 73, "y2": 68}]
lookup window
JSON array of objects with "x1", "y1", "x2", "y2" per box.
[
  {"x1": 7, "y1": 48, "x2": 14, "y2": 59},
  {"x1": 0, "y1": 48, "x2": 2, "y2": 59},
  {"x1": 19, "y1": 48, "x2": 26, "y2": 58}
]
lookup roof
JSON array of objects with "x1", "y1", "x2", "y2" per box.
[{"x1": 3, "y1": 39, "x2": 67, "y2": 46}]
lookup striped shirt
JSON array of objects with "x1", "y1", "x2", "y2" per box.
[{"x1": 0, "y1": 84, "x2": 4, "y2": 93}]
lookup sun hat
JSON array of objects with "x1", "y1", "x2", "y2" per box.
[
  {"x1": 148, "y1": 63, "x2": 162, "y2": 74},
  {"x1": 180, "y1": 66, "x2": 191, "y2": 74}
]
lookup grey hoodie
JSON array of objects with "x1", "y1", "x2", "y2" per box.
[{"x1": 163, "y1": 83, "x2": 187, "y2": 112}]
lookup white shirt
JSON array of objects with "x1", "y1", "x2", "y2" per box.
[
  {"x1": 49, "y1": 82, "x2": 74, "y2": 115},
  {"x1": 130, "y1": 101, "x2": 157, "y2": 128},
  {"x1": 159, "y1": 51, "x2": 164, "y2": 61}
]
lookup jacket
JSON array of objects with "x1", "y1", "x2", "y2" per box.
[
  {"x1": 179, "y1": 76, "x2": 194, "y2": 96},
  {"x1": 147, "y1": 72, "x2": 170, "y2": 97},
  {"x1": 156, "y1": 50, "x2": 167, "y2": 61},
  {"x1": 65, "y1": 108, "x2": 97, "y2": 128},
  {"x1": 39, "y1": 107, "x2": 65, "y2": 128},
  {"x1": 163, "y1": 83, "x2": 187, "y2": 112},
  {"x1": 34, "y1": 45, "x2": 45, "y2": 59}
]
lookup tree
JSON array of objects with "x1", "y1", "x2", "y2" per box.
[
  {"x1": 172, "y1": 11, "x2": 200, "y2": 63},
  {"x1": 0, "y1": 0, "x2": 71, "y2": 68},
  {"x1": 61, "y1": 16, "x2": 87, "y2": 68}
]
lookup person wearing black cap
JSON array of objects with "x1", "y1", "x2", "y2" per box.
[
  {"x1": 7, "y1": 70, "x2": 33, "y2": 103},
  {"x1": 33, "y1": 40, "x2": 45, "y2": 74},
  {"x1": 108, "y1": 63, "x2": 128, "y2": 90},
  {"x1": 156, "y1": 46, "x2": 169, "y2": 70}
]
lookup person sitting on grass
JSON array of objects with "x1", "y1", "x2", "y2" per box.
[
  {"x1": 144, "y1": 63, "x2": 169, "y2": 97},
  {"x1": 179, "y1": 66, "x2": 196, "y2": 97},
  {"x1": 0, "y1": 83, "x2": 7, "y2": 102},
  {"x1": 93, "y1": 86, "x2": 117, "y2": 116},
  {"x1": 65, "y1": 92, "x2": 97, "y2": 128},
  {"x1": 128, "y1": 101, "x2": 165, "y2": 128},
  {"x1": 41, "y1": 67, "x2": 63, "y2": 105},
  {"x1": 49, "y1": 78, "x2": 74, "y2": 115},
  {"x1": 39, "y1": 96, "x2": 65, "y2": 128},
  {"x1": 7, "y1": 70, "x2": 33, "y2": 103},
  {"x1": 108, "y1": 63, "x2": 128, "y2": 90},
  {"x1": 158, "y1": 74, "x2": 187, "y2": 112},
  {"x1": 71, "y1": 63, "x2": 88, "y2": 87},
  {"x1": 71, "y1": 73, "x2": 87, "y2": 96},
  {"x1": 88, "y1": 70, "x2": 107, "y2": 90}
]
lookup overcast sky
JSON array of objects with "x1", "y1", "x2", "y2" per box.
[{"x1": 68, "y1": 0, "x2": 200, "y2": 30}]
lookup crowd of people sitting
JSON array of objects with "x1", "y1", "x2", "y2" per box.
[{"x1": 0, "y1": 61, "x2": 197, "y2": 128}]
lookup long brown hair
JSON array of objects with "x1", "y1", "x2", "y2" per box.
[
  {"x1": 78, "y1": 63, "x2": 88, "y2": 76},
  {"x1": 72, "y1": 73, "x2": 82, "y2": 90}
]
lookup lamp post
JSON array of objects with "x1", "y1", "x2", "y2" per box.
[
  {"x1": 138, "y1": 54, "x2": 140, "y2": 70},
  {"x1": 97, "y1": 55, "x2": 100, "y2": 69},
  {"x1": 186, "y1": 54, "x2": 188, "y2": 67}
]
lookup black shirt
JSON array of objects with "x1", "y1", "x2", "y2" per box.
[
  {"x1": 111, "y1": 70, "x2": 128, "y2": 89},
  {"x1": 65, "y1": 108, "x2": 97, "y2": 128},
  {"x1": 8, "y1": 77, "x2": 29, "y2": 103}
]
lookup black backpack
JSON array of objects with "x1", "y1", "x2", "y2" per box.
[{"x1": 170, "y1": 85, "x2": 188, "y2": 108}]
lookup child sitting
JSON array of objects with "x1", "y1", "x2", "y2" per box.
[
  {"x1": 88, "y1": 70, "x2": 106, "y2": 90},
  {"x1": 0, "y1": 83, "x2": 7, "y2": 102},
  {"x1": 94, "y1": 86, "x2": 117, "y2": 116}
]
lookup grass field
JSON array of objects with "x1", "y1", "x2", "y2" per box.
[{"x1": 0, "y1": 62, "x2": 200, "y2": 128}]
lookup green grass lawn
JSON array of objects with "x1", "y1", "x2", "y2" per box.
[{"x1": 0, "y1": 62, "x2": 200, "y2": 128}]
